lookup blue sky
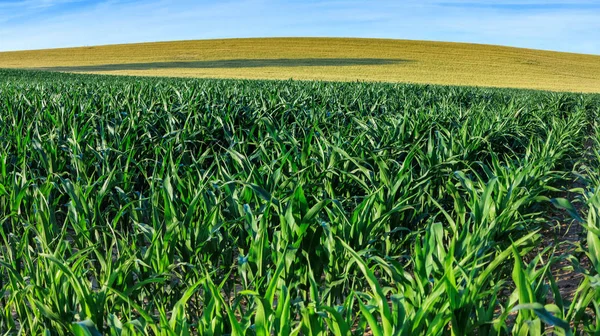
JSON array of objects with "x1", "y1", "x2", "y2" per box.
[{"x1": 0, "y1": 0, "x2": 599, "y2": 54}]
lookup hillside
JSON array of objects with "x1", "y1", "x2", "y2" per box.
[{"x1": 1, "y1": 37, "x2": 599, "y2": 92}]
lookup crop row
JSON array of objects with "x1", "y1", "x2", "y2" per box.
[{"x1": 0, "y1": 69, "x2": 600, "y2": 335}]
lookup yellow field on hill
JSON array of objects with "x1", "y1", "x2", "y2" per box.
[{"x1": 1, "y1": 37, "x2": 599, "y2": 92}]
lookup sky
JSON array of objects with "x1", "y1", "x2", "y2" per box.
[{"x1": 0, "y1": 0, "x2": 599, "y2": 54}]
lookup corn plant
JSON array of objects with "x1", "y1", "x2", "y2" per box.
[{"x1": 0, "y1": 69, "x2": 599, "y2": 335}]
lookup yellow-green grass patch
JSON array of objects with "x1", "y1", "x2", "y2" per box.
[{"x1": 1, "y1": 37, "x2": 600, "y2": 92}]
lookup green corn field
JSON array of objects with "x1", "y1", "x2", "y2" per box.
[{"x1": 1, "y1": 69, "x2": 600, "y2": 335}]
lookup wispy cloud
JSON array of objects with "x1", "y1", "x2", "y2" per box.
[
  {"x1": 0, "y1": 0, "x2": 598, "y2": 54},
  {"x1": 0, "y1": 0, "x2": 81, "y2": 9},
  {"x1": 437, "y1": 0, "x2": 600, "y2": 10}
]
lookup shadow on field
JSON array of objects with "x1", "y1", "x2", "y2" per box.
[{"x1": 40, "y1": 58, "x2": 409, "y2": 72}]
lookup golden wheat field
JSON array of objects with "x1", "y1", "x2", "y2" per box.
[{"x1": 1, "y1": 37, "x2": 599, "y2": 92}]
